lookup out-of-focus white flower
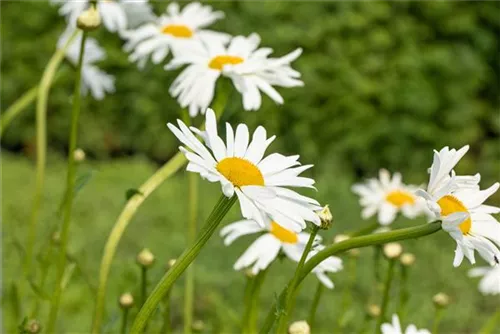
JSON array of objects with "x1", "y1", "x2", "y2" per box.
[
  {"x1": 220, "y1": 218, "x2": 342, "y2": 288},
  {"x1": 352, "y1": 169, "x2": 429, "y2": 225},
  {"x1": 469, "y1": 265, "x2": 500, "y2": 295},
  {"x1": 51, "y1": 0, "x2": 152, "y2": 33},
  {"x1": 122, "y1": 2, "x2": 229, "y2": 68},
  {"x1": 416, "y1": 146, "x2": 500, "y2": 267},
  {"x1": 381, "y1": 314, "x2": 430, "y2": 334},
  {"x1": 166, "y1": 33, "x2": 303, "y2": 117},
  {"x1": 58, "y1": 28, "x2": 115, "y2": 100},
  {"x1": 168, "y1": 108, "x2": 321, "y2": 232}
]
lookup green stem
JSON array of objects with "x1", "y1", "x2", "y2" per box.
[
  {"x1": 46, "y1": 31, "x2": 87, "y2": 334},
  {"x1": 161, "y1": 289, "x2": 173, "y2": 334},
  {"x1": 307, "y1": 282, "x2": 323, "y2": 331},
  {"x1": 141, "y1": 267, "x2": 147, "y2": 307},
  {"x1": 276, "y1": 225, "x2": 320, "y2": 333},
  {"x1": 398, "y1": 264, "x2": 409, "y2": 322},
  {"x1": 479, "y1": 307, "x2": 500, "y2": 334},
  {"x1": 184, "y1": 173, "x2": 199, "y2": 334},
  {"x1": 259, "y1": 222, "x2": 442, "y2": 334},
  {"x1": 30, "y1": 241, "x2": 55, "y2": 318},
  {"x1": 432, "y1": 308, "x2": 443, "y2": 334},
  {"x1": 91, "y1": 91, "x2": 229, "y2": 333},
  {"x1": 121, "y1": 308, "x2": 129, "y2": 334},
  {"x1": 376, "y1": 259, "x2": 395, "y2": 333},
  {"x1": 242, "y1": 275, "x2": 256, "y2": 334},
  {"x1": 0, "y1": 85, "x2": 38, "y2": 136},
  {"x1": 248, "y1": 269, "x2": 269, "y2": 334},
  {"x1": 130, "y1": 195, "x2": 236, "y2": 333},
  {"x1": 24, "y1": 29, "x2": 79, "y2": 275}
]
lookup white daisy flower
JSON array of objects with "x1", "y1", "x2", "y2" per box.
[
  {"x1": 220, "y1": 218, "x2": 343, "y2": 288},
  {"x1": 416, "y1": 145, "x2": 500, "y2": 267},
  {"x1": 381, "y1": 314, "x2": 430, "y2": 334},
  {"x1": 352, "y1": 169, "x2": 428, "y2": 225},
  {"x1": 469, "y1": 265, "x2": 500, "y2": 295},
  {"x1": 168, "y1": 108, "x2": 321, "y2": 232},
  {"x1": 165, "y1": 33, "x2": 303, "y2": 117},
  {"x1": 58, "y1": 28, "x2": 115, "y2": 100},
  {"x1": 122, "y1": 2, "x2": 230, "y2": 68},
  {"x1": 51, "y1": 0, "x2": 152, "y2": 33}
]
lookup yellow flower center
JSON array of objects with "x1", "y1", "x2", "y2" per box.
[
  {"x1": 208, "y1": 55, "x2": 244, "y2": 70},
  {"x1": 216, "y1": 157, "x2": 264, "y2": 187},
  {"x1": 270, "y1": 221, "x2": 298, "y2": 244},
  {"x1": 385, "y1": 190, "x2": 416, "y2": 208},
  {"x1": 437, "y1": 195, "x2": 471, "y2": 235},
  {"x1": 161, "y1": 24, "x2": 193, "y2": 38}
]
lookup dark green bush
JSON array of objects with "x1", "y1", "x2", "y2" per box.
[{"x1": 1, "y1": 1, "x2": 499, "y2": 181}]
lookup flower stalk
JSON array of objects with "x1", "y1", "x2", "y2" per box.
[
  {"x1": 130, "y1": 194, "x2": 237, "y2": 333},
  {"x1": 259, "y1": 222, "x2": 442, "y2": 334},
  {"x1": 276, "y1": 225, "x2": 320, "y2": 333},
  {"x1": 376, "y1": 258, "x2": 396, "y2": 333},
  {"x1": 247, "y1": 269, "x2": 269, "y2": 334},
  {"x1": 307, "y1": 282, "x2": 323, "y2": 331},
  {"x1": 46, "y1": 31, "x2": 88, "y2": 333},
  {"x1": 24, "y1": 29, "x2": 79, "y2": 275}
]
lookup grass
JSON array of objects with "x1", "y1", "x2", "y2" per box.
[{"x1": 2, "y1": 151, "x2": 499, "y2": 333}]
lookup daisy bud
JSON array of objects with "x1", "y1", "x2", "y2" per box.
[
  {"x1": 51, "y1": 231, "x2": 61, "y2": 245},
  {"x1": 74, "y1": 148, "x2": 86, "y2": 162},
  {"x1": 317, "y1": 205, "x2": 333, "y2": 230},
  {"x1": 349, "y1": 248, "x2": 361, "y2": 258},
  {"x1": 432, "y1": 292, "x2": 450, "y2": 308},
  {"x1": 136, "y1": 248, "x2": 155, "y2": 268},
  {"x1": 77, "y1": 5, "x2": 101, "y2": 32},
  {"x1": 244, "y1": 268, "x2": 256, "y2": 278},
  {"x1": 383, "y1": 242, "x2": 403, "y2": 259},
  {"x1": 167, "y1": 258, "x2": 176, "y2": 270},
  {"x1": 366, "y1": 304, "x2": 381, "y2": 318},
  {"x1": 25, "y1": 319, "x2": 41, "y2": 334},
  {"x1": 192, "y1": 319, "x2": 205, "y2": 332},
  {"x1": 333, "y1": 234, "x2": 349, "y2": 244},
  {"x1": 119, "y1": 292, "x2": 134, "y2": 309},
  {"x1": 400, "y1": 253, "x2": 416, "y2": 266},
  {"x1": 288, "y1": 320, "x2": 310, "y2": 334}
]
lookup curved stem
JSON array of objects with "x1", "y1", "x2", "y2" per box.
[
  {"x1": 259, "y1": 222, "x2": 442, "y2": 334},
  {"x1": 376, "y1": 259, "x2": 395, "y2": 333},
  {"x1": 276, "y1": 225, "x2": 319, "y2": 333},
  {"x1": 24, "y1": 30, "x2": 79, "y2": 275},
  {"x1": 130, "y1": 195, "x2": 236, "y2": 333},
  {"x1": 91, "y1": 93, "x2": 229, "y2": 333},
  {"x1": 184, "y1": 172, "x2": 199, "y2": 334},
  {"x1": 46, "y1": 31, "x2": 87, "y2": 334},
  {"x1": 0, "y1": 85, "x2": 38, "y2": 136},
  {"x1": 307, "y1": 282, "x2": 323, "y2": 332}
]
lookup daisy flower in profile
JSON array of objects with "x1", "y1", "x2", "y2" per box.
[
  {"x1": 416, "y1": 145, "x2": 500, "y2": 267},
  {"x1": 381, "y1": 314, "x2": 430, "y2": 334},
  {"x1": 51, "y1": 0, "x2": 152, "y2": 33},
  {"x1": 220, "y1": 218, "x2": 343, "y2": 288},
  {"x1": 352, "y1": 169, "x2": 428, "y2": 225},
  {"x1": 468, "y1": 265, "x2": 500, "y2": 295},
  {"x1": 165, "y1": 33, "x2": 303, "y2": 117},
  {"x1": 58, "y1": 28, "x2": 115, "y2": 100},
  {"x1": 122, "y1": 2, "x2": 230, "y2": 68},
  {"x1": 168, "y1": 108, "x2": 321, "y2": 232}
]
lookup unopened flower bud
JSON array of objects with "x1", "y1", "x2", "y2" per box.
[
  {"x1": 119, "y1": 292, "x2": 134, "y2": 309},
  {"x1": 244, "y1": 268, "x2": 256, "y2": 278},
  {"x1": 51, "y1": 231, "x2": 61, "y2": 245},
  {"x1": 383, "y1": 242, "x2": 403, "y2": 259},
  {"x1": 167, "y1": 258, "x2": 176, "y2": 270},
  {"x1": 192, "y1": 319, "x2": 205, "y2": 332},
  {"x1": 288, "y1": 320, "x2": 310, "y2": 334},
  {"x1": 25, "y1": 319, "x2": 41, "y2": 334},
  {"x1": 433, "y1": 292, "x2": 450, "y2": 308},
  {"x1": 136, "y1": 248, "x2": 155, "y2": 268},
  {"x1": 317, "y1": 205, "x2": 333, "y2": 230},
  {"x1": 74, "y1": 148, "x2": 86, "y2": 162},
  {"x1": 400, "y1": 253, "x2": 416, "y2": 266},
  {"x1": 333, "y1": 234, "x2": 349, "y2": 244},
  {"x1": 366, "y1": 304, "x2": 380, "y2": 318},
  {"x1": 77, "y1": 6, "x2": 101, "y2": 31}
]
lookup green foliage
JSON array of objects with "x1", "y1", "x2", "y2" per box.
[{"x1": 1, "y1": 1, "x2": 499, "y2": 182}]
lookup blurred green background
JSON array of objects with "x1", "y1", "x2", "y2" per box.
[{"x1": 1, "y1": 1, "x2": 499, "y2": 333}]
